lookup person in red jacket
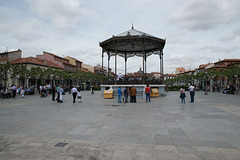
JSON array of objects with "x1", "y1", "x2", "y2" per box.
[{"x1": 145, "y1": 84, "x2": 151, "y2": 102}]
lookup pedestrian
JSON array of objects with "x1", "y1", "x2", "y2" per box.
[
  {"x1": 39, "y1": 84, "x2": 43, "y2": 97},
  {"x1": 145, "y1": 84, "x2": 151, "y2": 102},
  {"x1": 21, "y1": 87, "x2": 25, "y2": 98},
  {"x1": 130, "y1": 85, "x2": 137, "y2": 103},
  {"x1": 77, "y1": 88, "x2": 82, "y2": 103},
  {"x1": 117, "y1": 86, "x2": 122, "y2": 103},
  {"x1": 71, "y1": 86, "x2": 78, "y2": 103},
  {"x1": 124, "y1": 87, "x2": 129, "y2": 103},
  {"x1": 56, "y1": 85, "x2": 60, "y2": 102},
  {"x1": 59, "y1": 85, "x2": 64, "y2": 103},
  {"x1": 11, "y1": 84, "x2": 17, "y2": 98},
  {"x1": 52, "y1": 85, "x2": 56, "y2": 101},
  {"x1": 189, "y1": 84, "x2": 195, "y2": 102},
  {"x1": 180, "y1": 88, "x2": 186, "y2": 104},
  {"x1": 91, "y1": 85, "x2": 94, "y2": 94}
]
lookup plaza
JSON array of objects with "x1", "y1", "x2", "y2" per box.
[{"x1": 0, "y1": 91, "x2": 240, "y2": 160}]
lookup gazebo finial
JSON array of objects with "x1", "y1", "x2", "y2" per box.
[{"x1": 132, "y1": 23, "x2": 134, "y2": 29}]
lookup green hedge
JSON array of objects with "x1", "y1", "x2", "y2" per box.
[
  {"x1": 93, "y1": 86, "x2": 101, "y2": 91},
  {"x1": 166, "y1": 85, "x2": 189, "y2": 91}
]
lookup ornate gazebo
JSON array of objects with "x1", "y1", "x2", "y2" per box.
[{"x1": 100, "y1": 26, "x2": 166, "y2": 84}]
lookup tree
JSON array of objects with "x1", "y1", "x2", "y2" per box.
[
  {"x1": 18, "y1": 65, "x2": 31, "y2": 88},
  {"x1": 57, "y1": 70, "x2": 70, "y2": 86},
  {"x1": 49, "y1": 68, "x2": 60, "y2": 86},
  {"x1": 71, "y1": 71, "x2": 81, "y2": 86},
  {"x1": 207, "y1": 70, "x2": 218, "y2": 91},
  {"x1": 2, "y1": 62, "x2": 22, "y2": 85},
  {"x1": 31, "y1": 67, "x2": 49, "y2": 86},
  {"x1": 222, "y1": 69, "x2": 235, "y2": 86},
  {"x1": 233, "y1": 64, "x2": 240, "y2": 94},
  {"x1": 195, "y1": 72, "x2": 205, "y2": 90}
]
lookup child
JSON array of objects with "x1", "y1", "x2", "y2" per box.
[
  {"x1": 180, "y1": 88, "x2": 186, "y2": 104},
  {"x1": 59, "y1": 85, "x2": 64, "y2": 103},
  {"x1": 77, "y1": 88, "x2": 82, "y2": 103},
  {"x1": 21, "y1": 87, "x2": 25, "y2": 98}
]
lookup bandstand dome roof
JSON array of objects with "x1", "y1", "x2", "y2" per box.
[{"x1": 100, "y1": 26, "x2": 166, "y2": 59}]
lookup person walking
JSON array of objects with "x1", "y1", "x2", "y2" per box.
[
  {"x1": 39, "y1": 84, "x2": 43, "y2": 97},
  {"x1": 123, "y1": 87, "x2": 129, "y2": 103},
  {"x1": 180, "y1": 88, "x2": 186, "y2": 104},
  {"x1": 71, "y1": 86, "x2": 78, "y2": 103},
  {"x1": 11, "y1": 84, "x2": 17, "y2": 98},
  {"x1": 145, "y1": 84, "x2": 151, "y2": 102},
  {"x1": 59, "y1": 85, "x2": 64, "y2": 103},
  {"x1": 130, "y1": 85, "x2": 137, "y2": 103},
  {"x1": 117, "y1": 86, "x2": 122, "y2": 103},
  {"x1": 189, "y1": 84, "x2": 195, "y2": 102},
  {"x1": 56, "y1": 85, "x2": 60, "y2": 102},
  {"x1": 51, "y1": 85, "x2": 56, "y2": 101},
  {"x1": 91, "y1": 85, "x2": 94, "y2": 94},
  {"x1": 77, "y1": 88, "x2": 82, "y2": 103},
  {"x1": 21, "y1": 87, "x2": 25, "y2": 98}
]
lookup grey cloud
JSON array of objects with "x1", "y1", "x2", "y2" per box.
[
  {"x1": 169, "y1": 0, "x2": 240, "y2": 31},
  {"x1": 0, "y1": 18, "x2": 45, "y2": 42},
  {"x1": 164, "y1": 53, "x2": 214, "y2": 73},
  {"x1": 200, "y1": 45, "x2": 238, "y2": 53},
  {"x1": 65, "y1": 47, "x2": 101, "y2": 65},
  {"x1": 25, "y1": 0, "x2": 96, "y2": 31},
  {"x1": 219, "y1": 27, "x2": 240, "y2": 41}
]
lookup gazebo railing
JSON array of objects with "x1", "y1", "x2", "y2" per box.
[{"x1": 102, "y1": 79, "x2": 163, "y2": 85}]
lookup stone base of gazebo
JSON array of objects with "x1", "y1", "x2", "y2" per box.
[{"x1": 100, "y1": 84, "x2": 166, "y2": 99}]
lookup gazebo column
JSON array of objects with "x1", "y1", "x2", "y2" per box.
[
  {"x1": 161, "y1": 52, "x2": 164, "y2": 76},
  {"x1": 142, "y1": 44, "x2": 145, "y2": 84},
  {"x1": 159, "y1": 53, "x2": 162, "y2": 78},
  {"x1": 101, "y1": 49, "x2": 104, "y2": 83},
  {"x1": 142, "y1": 51, "x2": 145, "y2": 84},
  {"x1": 145, "y1": 52, "x2": 147, "y2": 82},
  {"x1": 115, "y1": 47, "x2": 117, "y2": 85},
  {"x1": 125, "y1": 53, "x2": 127, "y2": 76},
  {"x1": 108, "y1": 53, "x2": 110, "y2": 78}
]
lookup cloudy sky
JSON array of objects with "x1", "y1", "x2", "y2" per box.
[{"x1": 0, "y1": 0, "x2": 240, "y2": 74}]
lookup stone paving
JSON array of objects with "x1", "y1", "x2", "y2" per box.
[{"x1": 0, "y1": 91, "x2": 240, "y2": 160}]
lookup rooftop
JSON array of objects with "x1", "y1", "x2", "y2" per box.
[{"x1": 11, "y1": 57, "x2": 63, "y2": 69}]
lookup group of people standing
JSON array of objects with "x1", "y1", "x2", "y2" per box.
[
  {"x1": 49, "y1": 84, "x2": 82, "y2": 103},
  {"x1": 118, "y1": 86, "x2": 137, "y2": 103},
  {"x1": 179, "y1": 84, "x2": 195, "y2": 104},
  {"x1": 117, "y1": 84, "x2": 152, "y2": 103}
]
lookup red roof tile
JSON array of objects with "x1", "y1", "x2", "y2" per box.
[
  {"x1": 214, "y1": 59, "x2": 240, "y2": 64},
  {"x1": 11, "y1": 57, "x2": 63, "y2": 69},
  {"x1": 39, "y1": 59, "x2": 63, "y2": 69},
  {"x1": 11, "y1": 57, "x2": 45, "y2": 65},
  {"x1": 176, "y1": 67, "x2": 186, "y2": 72}
]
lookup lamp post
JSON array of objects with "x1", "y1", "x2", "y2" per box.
[{"x1": 204, "y1": 71, "x2": 208, "y2": 95}]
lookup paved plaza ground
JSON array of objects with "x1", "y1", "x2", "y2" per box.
[{"x1": 0, "y1": 91, "x2": 240, "y2": 160}]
